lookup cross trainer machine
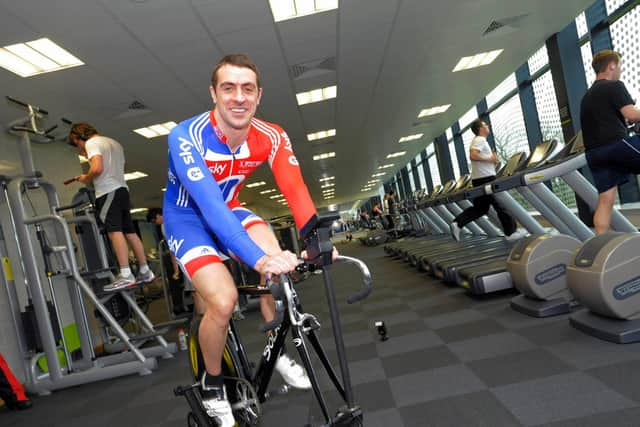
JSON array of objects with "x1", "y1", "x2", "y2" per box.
[{"x1": 1, "y1": 96, "x2": 175, "y2": 395}]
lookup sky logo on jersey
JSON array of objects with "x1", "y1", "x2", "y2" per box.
[
  {"x1": 208, "y1": 163, "x2": 227, "y2": 175},
  {"x1": 289, "y1": 155, "x2": 299, "y2": 166},
  {"x1": 187, "y1": 167, "x2": 205, "y2": 181},
  {"x1": 178, "y1": 137, "x2": 195, "y2": 165},
  {"x1": 167, "y1": 236, "x2": 184, "y2": 254}
]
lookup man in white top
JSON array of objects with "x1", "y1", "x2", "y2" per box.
[
  {"x1": 450, "y1": 119, "x2": 519, "y2": 241},
  {"x1": 69, "y1": 123, "x2": 155, "y2": 291}
]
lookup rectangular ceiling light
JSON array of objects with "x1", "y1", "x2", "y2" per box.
[
  {"x1": 124, "y1": 171, "x2": 148, "y2": 181},
  {"x1": 296, "y1": 85, "x2": 337, "y2": 106},
  {"x1": 368, "y1": 179, "x2": 380, "y2": 184},
  {"x1": 0, "y1": 38, "x2": 84, "y2": 78},
  {"x1": 371, "y1": 172, "x2": 386, "y2": 178},
  {"x1": 307, "y1": 128, "x2": 336, "y2": 141},
  {"x1": 161, "y1": 187, "x2": 166, "y2": 192},
  {"x1": 269, "y1": 0, "x2": 339, "y2": 22},
  {"x1": 386, "y1": 151, "x2": 406, "y2": 159},
  {"x1": 452, "y1": 49, "x2": 504, "y2": 72},
  {"x1": 321, "y1": 183, "x2": 335, "y2": 188},
  {"x1": 313, "y1": 152, "x2": 336, "y2": 161},
  {"x1": 133, "y1": 121, "x2": 177, "y2": 139},
  {"x1": 259, "y1": 188, "x2": 277, "y2": 194},
  {"x1": 418, "y1": 104, "x2": 451, "y2": 118},
  {"x1": 130, "y1": 208, "x2": 149, "y2": 213},
  {"x1": 398, "y1": 133, "x2": 424, "y2": 143},
  {"x1": 246, "y1": 181, "x2": 266, "y2": 188},
  {"x1": 319, "y1": 176, "x2": 335, "y2": 182},
  {"x1": 378, "y1": 164, "x2": 394, "y2": 170}
]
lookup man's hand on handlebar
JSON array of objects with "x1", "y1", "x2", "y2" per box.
[{"x1": 254, "y1": 250, "x2": 299, "y2": 277}]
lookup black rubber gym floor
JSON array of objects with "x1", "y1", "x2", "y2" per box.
[{"x1": 4, "y1": 241, "x2": 640, "y2": 426}]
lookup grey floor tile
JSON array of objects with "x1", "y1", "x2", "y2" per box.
[
  {"x1": 492, "y1": 372, "x2": 636, "y2": 426},
  {"x1": 373, "y1": 310, "x2": 421, "y2": 326},
  {"x1": 389, "y1": 364, "x2": 486, "y2": 407},
  {"x1": 399, "y1": 391, "x2": 522, "y2": 427},
  {"x1": 363, "y1": 408, "x2": 405, "y2": 427},
  {"x1": 375, "y1": 330, "x2": 444, "y2": 357},
  {"x1": 587, "y1": 360, "x2": 640, "y2": 403},
  {"x1": 468, "y1": 348, "x2": 574, "y2": 387},
  {"x1": 447, "y1": 331, "x2": 537, "y2": 362},
  {"x1": 346, "y1": 358, "x2": 387, "y2": 386},
  {"x1": 382, "y1": 346, "x2": 459, "y2": 378},
  {"x1": 516, "y1": 319, "x2": 585, "y2": 347},
  {"x1": 424, "y1": 308, "x2": 488, "y2": 329},
  {"x1": 538, "y1": 407, "x2": 640, "y2": 427},
  {"x1": 546, "y1": 337, "x2": 640, "y2": 370},
  {"x1": 435, "y1": 318, "x2": 508, "y2": 344},
  {"x1": 491, "y1": 305, "x2": 572, "y2": 330},
  {"x1": 352, "y1": 379, "x2": 397, "y2": 413},
  {"x1": 376, "y1": 318, "x2": 429, "y2": 337}
]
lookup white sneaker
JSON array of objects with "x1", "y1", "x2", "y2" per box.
[
  {"x1": 450, "y1": 222, "x2": 461, "y2": 242},
  {"x1": 135, "y1": 269, "x2": 156, "y2": 284},
  {"x1": 200, "y1": 382, "x2": 235, "y2": 427},
  {"x1": 505, "y1": 229, "x2": 528, "y2": 242},
  {"x1": 103, "y1": 274, "x2": 136, "y2": 292},
  {"x1": 275, "y1": 354, "x2": 311, "y2": 390}
]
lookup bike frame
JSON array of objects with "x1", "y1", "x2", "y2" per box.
[{"x1": 228, "y1": 281, "x2": 348, "y2": 424}]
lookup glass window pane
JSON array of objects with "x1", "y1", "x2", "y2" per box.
[
  {"x1": 575, "y1": 12, "x2": 588, "y2": 38},
  {"x1": 462, "y1": 128, "x2": 475, "y2": 166},
  {"x1": 448, "y1": 140, "x2": 460, "y2": 178},
  {"x1": 428, "y1": 154, "x2": 441, "y2": 188},
  {"x1": 527, "y1": 45, "x2": 549, "y2": 75},
  {"x1": 581, "y1": 41, "x2": 596, "y2": 88},
  {"x1": 408, "y1": 169, "x2": 416, "y2": 191},
  {"x1": 489, "y1": 94, "x2": 530, "y2": 162},
  {"x1": 486, "y1": 73, "x2": 518, "y2": 108},
  {"x1": 532, "y1": 71, "x2": 565, "y2": 144},
  {"x1": 458, "y1": 106, "x2": 478, "y2": 130},
  {"x1": 445, "y1": 128, "x2": 453, "y2": 141},
  {"x1": 417, "y1": 161, "x2": 426, "y2": 189},
  {"x1": 610, "y1": 5, "x2": 640, "y2": 103},
  {"x1": 426, "y1": 144, "x2": 435, "y2": 157},
  {"x1": 606, "y1": 0, "x2": 628, "y2": 15}
]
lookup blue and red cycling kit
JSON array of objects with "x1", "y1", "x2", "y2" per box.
[{"x1": 162, "y1": 111, "x2": 316, "y2": 279}]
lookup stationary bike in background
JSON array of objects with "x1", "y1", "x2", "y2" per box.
[{"x1": 175, "y1": 213, "x2": 373, "y2": 426}]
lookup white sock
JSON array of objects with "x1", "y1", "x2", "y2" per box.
[
  {"x1": 120, "y1": 266, "x2": 132, "y2": 278},
  {"x1": 138, "y1": 264, "x2": 150, "y2": 274}
]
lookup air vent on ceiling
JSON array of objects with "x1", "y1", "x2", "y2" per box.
[
  {"x1": 482, "y1": 14, "x2": 530, "y2": 37},
  {"x1": 290, "y1": 56, "x2": 336, "y2": 80},
  {"x1": 483, "y1": 21, "x2": 505, "y2": 35},
  {"x1": 114, "y1": 99, "x2": 152, "y2": 120}
]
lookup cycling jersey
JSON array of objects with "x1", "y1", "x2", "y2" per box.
[{"x1": 163, "y1": 111, "x2": 316, "y2": 271}]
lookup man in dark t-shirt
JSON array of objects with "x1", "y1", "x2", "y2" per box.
[{"x1": 580, "y1": 50, "x2": 640, "y2": 234}]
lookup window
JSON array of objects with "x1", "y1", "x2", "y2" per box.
[
  {"x1": 448, "y1": 139, "x2": 460, "y2": 179},
  {"x1": 445, "y1": 127, "x2": 453, "y2": 141},
  {"x1": 458, "y1": 106, "x2": 478, "y2": 130},
  {"x1": 489, "y1": 94, "x2": 530, "y2": 162},
  {"x1": 414, "y1": 154, "x2": 426, "y2": 189},
  {"x1": 581, "y1": 41, "x2": 596, "y2": 88},
  {"x1": 610, "y1": 5, "x2": 640, "y2": 102},
  {"x1": 428, "y1": 154, "x2": 441, "y2": 188},
  {"x1": 407, "y1": 164, "x2": 416, "y2": 192},
  {"x1": 486, "y1": 73, "x2": 518, "y2": 108},
  {"x1": 532, "y1": 71, "x2": 564, "y2": 144},
  {"x1": 575, "y1": 12, "x2": 588, "y2": 38},
  {"x1": 527, "y1": 45, "x2": 549, "y2": 75},
  {"x1": 606, "y1": 0, "x2": 629, "y2": 15},
  {"x1": 462, "y1": 128, "x2": 475, "y2": 166}
]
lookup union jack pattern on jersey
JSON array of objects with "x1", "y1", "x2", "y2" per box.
[{"x1": 163, "y1": 111, "x2": 316, "y2": 269}]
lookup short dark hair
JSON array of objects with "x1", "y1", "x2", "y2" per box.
[
  {"x1": 68, "y1": 123, "x2": 98, "y2": 144},
  {"x1": 211, "y1": 54, "x2": 261, "y2": 89},
  {"x1": 470, "y1": 118, "x2": 485, "y2": 136},
  {"x1": 592, "y1": 50, "x2": 621, "y2": 74},
  {"x1": 146, "y1": 207, "x2": 162, "y2": 223}
]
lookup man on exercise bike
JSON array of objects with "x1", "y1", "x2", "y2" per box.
[{"x1": 163, "y1": 53, "x2": 336, "y2": 427}]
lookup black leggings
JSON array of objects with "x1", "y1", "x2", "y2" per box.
[{"x1": 454, "y1": 176, "x2": 517, "y2": 236}]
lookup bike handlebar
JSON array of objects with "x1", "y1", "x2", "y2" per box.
[{"x1": 257, "y1": 255, "x2": 373, "y2": 332}]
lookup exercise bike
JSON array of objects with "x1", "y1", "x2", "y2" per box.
[{"x1": 175, "y1": 214, "x2": 372, "y2": 426}]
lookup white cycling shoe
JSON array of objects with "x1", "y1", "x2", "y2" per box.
[
  {"x1": 275, "y1": 354, "x2": 312, "y2": 390},
  {"x1": 201, "y1": 379, "x2": 236, "y2": 427}
]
